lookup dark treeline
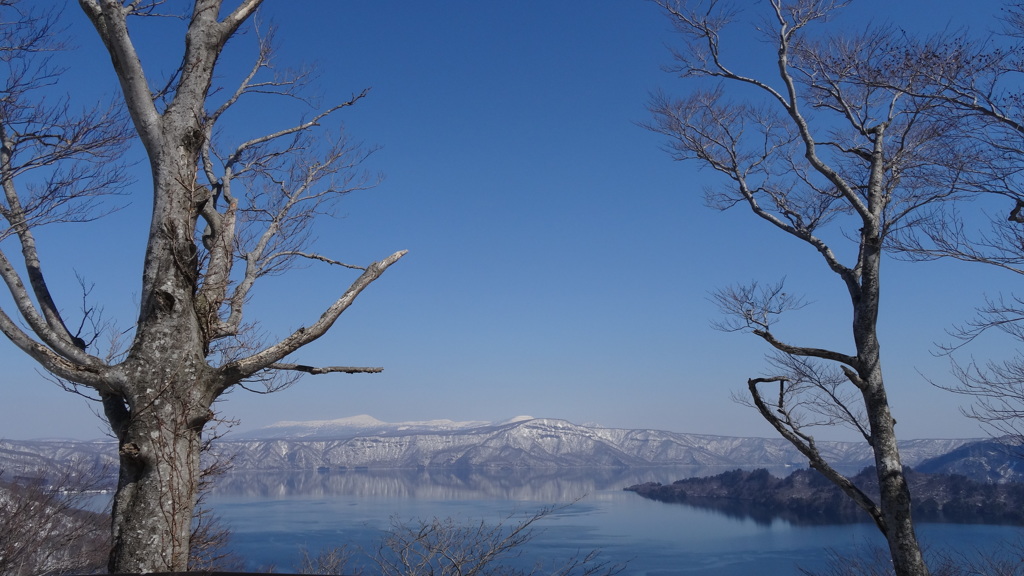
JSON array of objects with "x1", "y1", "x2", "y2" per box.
[{"x1": 626, "y1": 468, "x2": 1024, "y2": 526}]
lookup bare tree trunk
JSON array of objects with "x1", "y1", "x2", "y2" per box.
[
  {"x1": 861, "y1": 363, "x2": 928, "y2": 575},
  {"x1": 105, "y1": 274, "x2": 214, "y2": 573},
  {"x1": 108, "y1": 395, "x2": 204, "y2": 572},
  {"x1": 854, "y1": 229, "x2": 928, "y2": 574},
  {"x1": 97, "y1": 121, "x2": 213, "y2": 569},
  {"x1": 851, "y1": 214, "x2": 928, "y2": 576}
]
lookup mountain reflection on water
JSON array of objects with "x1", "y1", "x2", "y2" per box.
[{"x1": 208, "y1": 466, "x2": 771, "y2": 502}]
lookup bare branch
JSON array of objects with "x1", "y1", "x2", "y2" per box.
[
  {"x1": 747, "y1": 375, "x2": 885, "y2": 531},
  {"x1": 372, "y1": 504, "x2": 624, "y2": 576},
  {"x1": 270, "y1": 251, "x2": 367, "y2": 270},
  {"x1": 0, "y1": 464, "x2": 111, "y2": 575},
  {"x1": 753, "y1": 329, "x2": 859, "y2": 368},
  {"x1": 0, "y1": 3, "x2": 131, "y2": 369},
  {"x1": 226, "y1": 89, "x2": 370, "y2": 174},
  {"x1": 710, "y1": 279, "x2": 859, "y2": 366},
  {"x1": 216, "y1": 0, "x2": 263, "y2": 43},
  {"x1": 710, "y1": 278, "x2": 807, "y2": 332},
  {"x1": 207, "y1": 132, "x2": 382, "y2": 340},
  {"x1": 268, "y1": 363, "x2": 383, "y2": 375},
  {"x1": 220, "y1": 249, "x2": 406, "y2": 386},
  {"x1": 78, "y1": 0, "x2": 162, "y2": 152}
]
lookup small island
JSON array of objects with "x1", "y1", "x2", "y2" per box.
[{"x1": 626, "y1": 467, "x2": 1024, "y2": 526}]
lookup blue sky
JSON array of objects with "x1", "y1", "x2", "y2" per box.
[{"x1": 0, "y1": 0, "x2": 1015, "y2": 441}]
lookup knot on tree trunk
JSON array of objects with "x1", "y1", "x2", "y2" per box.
[
  {"x1": 119, "y1": 442, "x2": 142, "y2": 461},
  {"x1": 181, "y1": 127, "x2": 205, "y2": 152},
  {"x1": 152, "y1": 289, "x2": 176, "y2": 315}
]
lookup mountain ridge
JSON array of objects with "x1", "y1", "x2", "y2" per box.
[
  {"x1": 241, "y1": 414, "x2": 537, "y2": 440},
  {"x1": 0, "y1": 416, "x2": 995, "y2": 480},
  {"x1": 219, "y1": 416, "x2": 977, "y2": 472}
]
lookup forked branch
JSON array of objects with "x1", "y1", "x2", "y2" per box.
[
  {"x1": 748, "y1": 376, "x2": 884, "y2": 531},
  {"x1": 218, "y1": 249, "x2": 407, "y2": 388}
]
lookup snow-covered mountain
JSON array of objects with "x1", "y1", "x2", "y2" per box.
[
  {"x1": 256, "y1": 414, "x2": 392, "y2": 438},
  {"x1": 218, "y1": 417, "x2": 976, "y2": 472},
  {"x1": 239, "y1": 414, "x2": 531, "y2": 440},
  {"x1": 0, "y1": 417, "x2": 983, "y2": 477}
]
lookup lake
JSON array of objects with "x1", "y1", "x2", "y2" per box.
[{"x1": 208, "y1": 468, "x2": 1023, "y2": 575}]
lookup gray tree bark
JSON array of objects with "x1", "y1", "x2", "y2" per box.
[{"x1": 855, "y1": 236, "x2": 930, "y2": 576}]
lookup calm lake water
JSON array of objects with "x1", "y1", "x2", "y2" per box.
[{"x1": 208, "y1": 468, "x2": 1023, "y2": 575}]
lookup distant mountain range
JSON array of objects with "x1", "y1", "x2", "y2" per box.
[
  {"x1": 241, "y1": 414, "x2": 532, "y2": 440},
  {"x1": 915, "y1": 439, "x2": 1024, "y2": 483},
  {"x1": 4, "y1": 416, "x2": 1006, "y2": 481},
  {"x1": 220, "y1": 416, "x2": 979, "y2": 472}
]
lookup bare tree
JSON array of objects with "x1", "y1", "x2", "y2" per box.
[
  {"x1": 0, "y1": 464, "x2": 110, "y2": 576},
  {"x1": 296, "y1": 544, "x2": 363, "y2": 576},
  {"x1": 645, "y1": 2, "x2": 978, "y2": 574},
  {"x1": 295, "y1": 508, "x2": 624, "y2": 576},
  {"x1": 0, "y1": 1, "x2": 405, "y2": 572},
  {"x1": 0, "y1": 454, "x2": 243, "y2": 575},
  {"x1": 372, "y1": 509, "x2": 624, "y2": 576}
]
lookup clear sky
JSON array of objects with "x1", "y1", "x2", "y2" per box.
[{"x1": 0, "y1": 0, "x2": 1015, "y2": 441}]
